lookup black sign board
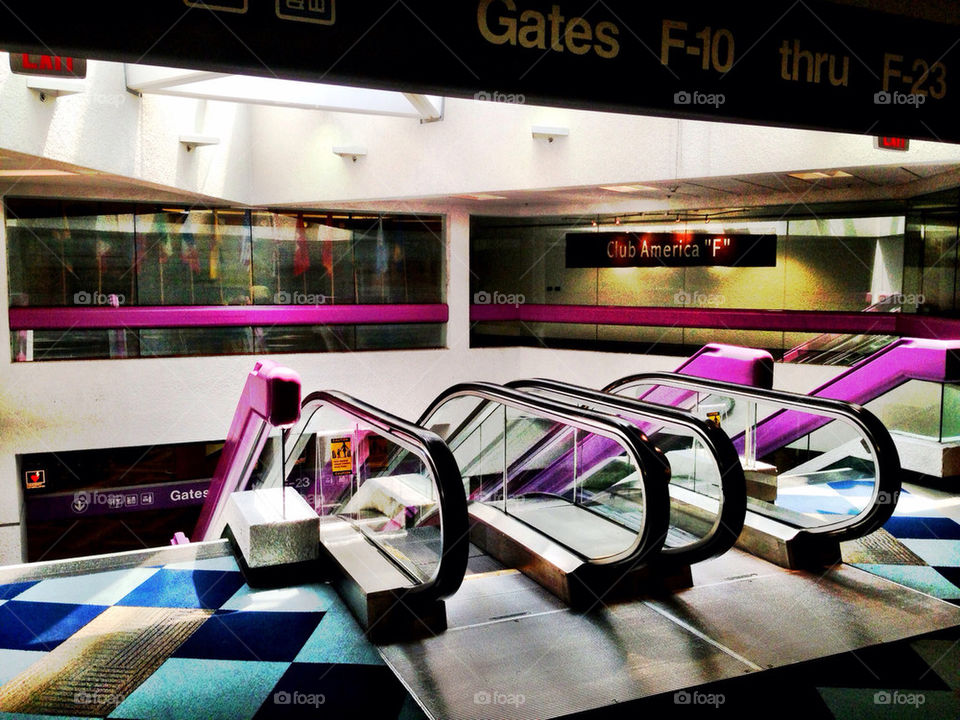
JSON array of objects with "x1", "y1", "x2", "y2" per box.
[
  {"x1": 566, "y1": 232, "x2": 778, "y2": 268},
  {"x1": 0, "y1": 2, "x2": 958, "y2": 141},
  {"x1": 9, "y1": 53, "x2": 86, "y2": 78}
]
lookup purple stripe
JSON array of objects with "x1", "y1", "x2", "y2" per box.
[
  {"x1": 25, "y1": 480, "x2": 211, "y2": 522},
  {"x1": 470, "y1": 304, "x2": 956, "y2": 336},
  {"x1": 9, "y1": 304, "x2": 449, "y2": 330}
]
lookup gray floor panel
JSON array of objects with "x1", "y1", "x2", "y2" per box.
[
  {"x1": 381, "y1": 547, "x2": 960, "y2": 720},
  {"x1": 382, "y1": 592, "x2": 754, "y2": 720}
]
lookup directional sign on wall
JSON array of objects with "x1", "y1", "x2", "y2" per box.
[
  {"x1": 566, "y1": 232, "x2": 778, "y2": 268},
  {"x1": 0, "y1": 1, "x2": 959, "y2": 141}
]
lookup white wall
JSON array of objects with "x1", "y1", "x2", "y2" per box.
[{"x1": 0, "y1": 57, "x2": 251, "y2": 203}]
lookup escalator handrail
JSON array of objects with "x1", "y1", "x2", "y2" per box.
[
  {"x1": 293, "y1": 390, "x2": 470, "y2": 602},
  {"x1": 602, "y1": 372, "x2": 901, "y2": 543},
  {"x1": 507, "y1": 378, "x2": 746, "y2": 568},
  {"x1": 420, "y1": 382, "x2": 671, "y2": 568}
]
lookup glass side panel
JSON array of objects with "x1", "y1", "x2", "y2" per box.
[
  {"x1": 865, "y1": 379, "x2": 943, "y2": 441},
  {"x1": 517, "y1": 389, "x2": 716, "y2": 551},
  {"x1": 614, "y1": 382, "x2": 879, "y2": 531},
  {"x1": 266, "y1": 402, "x2": 443, "y2": 584},
  {"x1": 429, "y1": 395, "x2": 647, "y2": 563},
  {"x1": 943, "y1": 384, "x2": 960, "y2": 442}
]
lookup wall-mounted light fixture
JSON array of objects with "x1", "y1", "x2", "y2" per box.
[
  {"x1": 531, "y1": 126, "x2": 569, "y2": 143},
  {"x1": 179, "y1": 135, "x2": 220, "y2": 152},
  {"x1": 333, "y1": 146, "x2": 368, "y2": 162}
]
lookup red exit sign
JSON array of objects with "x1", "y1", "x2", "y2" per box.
[
  {"x1": 875, "y1": 136, "x2": 910, "y2": 151},
  {"x1": 9, "y1": 53, "x2": 86, "y2": 78}
]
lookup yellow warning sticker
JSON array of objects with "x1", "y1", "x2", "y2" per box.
[{"x1": 330, "y1": 437, "x2": 353, "y2": 476}]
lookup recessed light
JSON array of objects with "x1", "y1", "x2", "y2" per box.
[
  {"x1": 599, "y1": 184, "x2": 662, "y2": 193},
  {"x1": 0, "y1": 169, "x2": 77, "y2": 177},
  {"x1": 788, "y1": 170, "x2": 853, "y2": 181},
  {"x1": 455, "y1": 193, "x2": 507, "y2": 201}
]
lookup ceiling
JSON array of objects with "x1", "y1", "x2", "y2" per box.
[{"x1": 3, "y1": 145, "x2": 960, "y2": 218}]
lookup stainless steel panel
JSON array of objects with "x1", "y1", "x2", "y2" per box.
[
  {"x1": 652, "y1": 554, "x2": 960, "y2": 668},
  {"x1": 381, "y1": 593, "x2": 754, "y2": 720}
]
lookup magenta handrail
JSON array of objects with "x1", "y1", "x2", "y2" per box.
[
  {"x1": 184, "y1": 360, "x2": 302, "y2": 544},
  {"x1": 750, "y1": 338, "x2": 960, "y2": 457},
  {"x1": 626, "y1": 343, "x2": 773, "y2": 422},
  {"x1": 471, "y1": 304, "x2": 960, "y2": 340},
  {"x1": 10, "y1": 303, "x2": 448, "y2": 330}
]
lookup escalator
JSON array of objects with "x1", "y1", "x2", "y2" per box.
[
  {"x1": 603, "y1": 372, "x2": 903, "y2": 567},
  {"x1": 5, "y1": 357, "x2": 960, "y2": 720}
]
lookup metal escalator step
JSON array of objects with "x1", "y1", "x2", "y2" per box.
[
  {"x1": 0, "y1": 605, "x2": 212, "y2": 717},
  {"x1": 841, "y1": 528, "x2": 927, "y2": 566}
]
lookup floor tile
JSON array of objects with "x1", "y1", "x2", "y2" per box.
[
  {"x1": 219, "y1": 583, "x2": 340, "y2": 613},
  {"x1": 0, "y1": 649, "x2": 47, "y2": 685},
  {"x1": 14, "y1": 568, "x2": 160, "y2": 607},
  {"x1": 852, "y1": 564, "x2": 960, "y2": 600},
  {"x1": 294, "y1": 609, "x2": 383, "y2": 665},
  {"x1": 900, "y1": 539, "x2": 960, "y2": 568},
  {"x1": 933, "y1": 566, "x2": 960, "y2": 589},
  {"x1": 0, "y1": 583, "x2": 38, "y2": 602},
  {"x1": 116, "y1": 569, "x2": 245, "y2": 609},
  {"x1": 818, "y1": 687, "x2": 959, "y2": 720},
  {"x1": 173, "y1": 611, "x2": 324, "y2": 662},
  {"x1": 885, "y1": 516, "x2": 960, "y2": 541},
  {"x1": 0, "y1": 714, "x2": 97, "y2": 719},
  {"x1": 107, "y1": 658, "x2": 288, "y2": 720},
  {"x1": 910, "y1": 638, "x2": 960, "y2": 691},
  {"x1": 253, "y1": 663, "x2": 414, "y2": 720},
  {"x1": 0, "y1": 602, "x2": 107, "y2": 652}
]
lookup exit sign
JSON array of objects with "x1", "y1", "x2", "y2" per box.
[
  {"x1": 9, "y1": 53, "x2": 86, "y2": 78},
  {"x1": 875, "y1": 136, "x2": 910, "y2": 151}
]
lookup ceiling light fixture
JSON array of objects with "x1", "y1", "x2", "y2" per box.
[
  {"x1": 455, "y1": 193, "x2": 508, "y2": 201},
  {"x1": 0, "y1": 169, "x2": 78, "y2": 177},
  {"x1": 787, "y1": 170, "x2": 853, "y2": 181}
]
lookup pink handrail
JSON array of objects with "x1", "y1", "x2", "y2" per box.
[
  {"x1": 10, "y1": 303, "x2": 448, "y2": 330},
  {"x1": 180, "y1": 360, "x2": 302, "y2": 544},
  {"x1": 470, "y1": 303, "x2": 960, "y2": 340}
]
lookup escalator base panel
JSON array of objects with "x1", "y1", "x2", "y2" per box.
[
  {"x1": 0, "y1": 605, "x2": 211, "y2": 717},
  {"x1": 381, "y1": 548, "x2": 960, "y2": 720}
]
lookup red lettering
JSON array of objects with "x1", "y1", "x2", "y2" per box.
[{"x1": 22, "y1": 53, "x2": 38, "y2": 69}]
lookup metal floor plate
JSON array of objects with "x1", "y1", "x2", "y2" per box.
[{"x1": 380, "y1": 547, "x2": 960, "y2": 720}]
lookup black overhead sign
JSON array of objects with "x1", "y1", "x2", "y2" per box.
[
  {"x1": 566, "y1": 232, "x2": 778, "y2": 268},
  {"x1": 0, "y1": 2, "x2": 958, "y2": 142}
]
